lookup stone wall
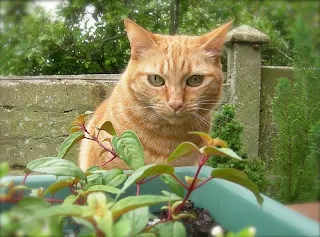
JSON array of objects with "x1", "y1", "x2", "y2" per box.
[
  {"x1": 0, "y1": 75, "x2": 119, "y2": 170},
  {"x1": 260, "y1": 66, "x2": 293, "y2": 167}
]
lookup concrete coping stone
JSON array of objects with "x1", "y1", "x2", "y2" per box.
[
  {"x1": 225, "y1": 25, "x2": 270, "y2": 44},
  {"x1": 0, "y1": 74, "x2": 121, "y2": 82}
]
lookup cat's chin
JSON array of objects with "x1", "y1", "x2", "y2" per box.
[{"x1": 162, "y1": 115, "x2": 189, "y2": 125}]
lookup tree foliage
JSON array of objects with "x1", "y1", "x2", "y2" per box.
[
  {"x1": 271, "y1": 15, "x2": 320, "y2": 203},
  {"x1": 0, "y1": 0, "x2": 319, "y2": 75}
]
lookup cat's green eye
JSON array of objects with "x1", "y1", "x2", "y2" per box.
[
  {"x1": 147, "y1": 75, "x2": 165, "y2": 87},
  {"x1": 186, "y1": 75, "x2": 203, "y2": 87}
]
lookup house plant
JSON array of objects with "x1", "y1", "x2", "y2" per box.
[{"x1": 0, "y1": 113, "x2": 319, "y2": 237}]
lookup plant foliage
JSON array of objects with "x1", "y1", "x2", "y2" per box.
[
  {"x1": 270, "y1": 15, "x2": 320, "y2": 203},
  {"x1": 0, "y1": 113, "x2": 263, "y2": 236}
]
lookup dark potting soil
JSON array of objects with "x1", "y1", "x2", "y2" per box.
[{"x1": 154, "y1": 200, "x2": 226, "y2": 237}]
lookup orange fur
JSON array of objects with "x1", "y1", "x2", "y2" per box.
[{"x1": 79, "y1": 19, "x2": 232, "y2": 171}]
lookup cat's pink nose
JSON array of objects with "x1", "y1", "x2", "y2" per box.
[{"x1": 168, "y1": 100, "x2": 183, "y2": 112}]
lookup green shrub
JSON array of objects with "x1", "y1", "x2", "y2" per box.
[
  {"x1": 270, "y1": 15, "x2": 320, "y2": 203},
  {"x1": 207, "y1": 105, "x2": 268, "y2": 192}
]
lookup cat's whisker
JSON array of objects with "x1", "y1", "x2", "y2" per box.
[
  {"x1": 196, "y1": 107, "x2": 213, "y2": 111},
  {"x1": 191, "y1": 115, "x2": 203, "y2": 132},
  {"x1": 197, "y1": 103, "x2": 224, "y2": 106},
  {"x1": 193, "y1": 113, "x2": 212, "y2": 127}
]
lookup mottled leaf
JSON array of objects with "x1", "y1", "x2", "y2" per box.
[
  {"x1": 161, "y1": 174, "x2": 184, "y2": 197},
  {"x1": 168, "y1": 142, "x2": 199, "y2": 162},
  {"x1": 154, "y1": 221, "x2": 187, "y2": 237},
  {"x1": 117, "y1": 164, "x2": 174, "y2": 199},
  {"x1": 98, "y1": 121, "x2": 116, "y2": 136},
  {"x1": 25, "y1": 157, "x2": 86, "y2": 180},
  {"x1": 189, "y1": 131, "x2": 228, "y2": 147},
  {"x1": 119, "y1": 207, "x2": 149, "y2": 236},
  {"x1": 112, "y1": 130, "x2": 145, "y2": 170},
  {"x1": 111, "y1": 195, "x2": 181, "y2": 220},
  {"x1": 85, "y1": 185, "x2": 122, "y2": 195},
  {"x1": 58, "y1": 131, "x2": 85, "y2": 158},
  {"x1": 200, "y1": 146, "x2": 242, "y2": 160},
  {"x1": 42, "y1": 178, "x2": 75, "y2": 197}
]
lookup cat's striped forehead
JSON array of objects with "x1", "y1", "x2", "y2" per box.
[{"x1": 143, "y1": 36, "x2": 210, "y2": 77}]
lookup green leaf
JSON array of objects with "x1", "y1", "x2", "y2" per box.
[
  {"x1": 72, "y1": 217, "x2": 95, "y2": 231},
  {"x1": 98, "y1": 121, "x2": 117, "y2": 136},
  {"x1": 168, "y1": 142, "x2": 199, "y2": 162},
  {"x1": 154, "y1": 221, "x2": 187, "y2": 237},
  {"x1": 102, "y1": 169, "x2": 124, "y2": 185},
  {"x1": 85, "y1": 185, "x2": 123, "y2": 195},
  {"x1": 200, "y1": 147, "x2": 242, "y2": 160},
  {"x1": 107, "y1": 174, "x2": 127, "y2": 188},
  {"x1": 58, "y1": 131, "x2": 85, "y2": 158},
  {"x1": 18, "y1": 196, "x2": 50, "y2": 208},
  {"x1": 136, "y1": 233, "x2": 157, "y2": 237},
  {"x1": 189, "y1": 131, "x2": 228, "y2": 147},
  {"x1": 0, "y1": 162, "x2": 9, "y2": 178},
  {"x1": 25, "y1": 157, "x2": 86, "y2": 180},
  {"x1": 211, "y1": 168, "x2": 263, "y2": 206},
  {"x1": 113, "y1": 218, "x2": 132, "y2": 237},
  {"x1": 9, "y1": 185, "x2": 31, "y2": 195},
  {"x1": 112, "y1": 130, "x2": 145, "y2": 170},
  {"x1": 63, "y1": 194, "x2": 80, "y2": 205},
  {"x1": 118, "y1": 164, "x2": 174, "y2": 199},
  {"x1": 42, "y1": 178, "x2": 74, "y2": 197},
  {"x1": 77, "y1": 228, "x2": 96, "y2": 237},
  {"x1": 96, "y1": 210, "x2": 113, "y2": 237},
  {"x1": 23, "y1": 204, "x2": 90, "y2": 222},
  {"x1": 111, "y1": 195, "x2": 181, "y2": 220},
  {"x1": 69, "y1": 113, "x2": 90, "y2": 133},
  {"x1": 119, "y1": 207, "x2": 149, "y2": 236},
  {"x1": 161, "y1": 174, "x2": 184, "y2": 197}
]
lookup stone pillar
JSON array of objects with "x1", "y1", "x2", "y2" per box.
[{"x1": 225, "y1": 25, "x2": 269, "y2": 158}]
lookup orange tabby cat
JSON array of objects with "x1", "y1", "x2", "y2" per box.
[{"x1": 79, "y1": 19, "x2": 232, "y2": 171}]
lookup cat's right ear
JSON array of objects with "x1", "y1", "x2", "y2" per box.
[{"x1": 124, "y1": 19, "x2": 157, "y2": 60}]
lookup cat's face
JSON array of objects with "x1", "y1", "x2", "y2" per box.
[{"x1": 123, "y1": 20, "x2": 232, "y2": 125}]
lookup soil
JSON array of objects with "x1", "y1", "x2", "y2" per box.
[{"x1": 154, "y1": 200, "x2": 226, "y2": 237}]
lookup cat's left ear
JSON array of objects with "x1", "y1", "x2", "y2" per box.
[{"x1": 199, "y1": 21, "x2": 233, "y2": 58}]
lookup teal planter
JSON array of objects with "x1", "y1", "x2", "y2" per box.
[{"x1": 1, "y1": 166, "x2": 319, "y2": 237}]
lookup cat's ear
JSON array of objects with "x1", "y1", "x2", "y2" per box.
[
  {"x1": 199, "y1": 21, "x2": 233, "y2": 58},
  {"x1": 124, "y1": 19, "x2": 157, "y2": 60}
]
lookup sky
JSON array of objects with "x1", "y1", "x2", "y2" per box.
[{"x1": 35, "y1": 0, "x2": 61, "y2": 15}]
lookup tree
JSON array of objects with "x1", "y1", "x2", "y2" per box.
[
  {"x1": 0, "y1": 0, "x2": 319, "y2": 76},
  {"x1": 271, "y1": 15, "x2": 320, "y2": 203}
]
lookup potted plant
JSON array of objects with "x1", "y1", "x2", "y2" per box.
[{"x1": 0, "y1": 113, "x2": 318, "y2": 237}]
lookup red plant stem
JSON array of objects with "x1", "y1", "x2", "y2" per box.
[
  {"x1": 174, "y1": 155, "x2": 209, "y2": 214},
  {"x1": 169, "y1": 173, "x2": 188, "y2": 190},
  {"x1": 195, "y1": 177, "x2": 213, "y2": 189},
  {"x1": 140, "y1": 175, "x2": 160, "y2": 184},
  {"x1": 81, "y1": 123, "x2": 118, "y2": 157},
  {"x1": 20, "y1": 173, "x2": 29, "y2": 198},
  {"x1": 0, "y1": 196, "x2": 63, "y2": 204},
  {"x1": 69, "y1": 185, "x2": 77, "y2": 195},
  {"x1": 100, "y1": 155, "x2": 117, "y2": 168},
  {"x1": 22, "y1": 173, "x2": 29, "y2": 185},
  {"x1": 136, "y1": 182, "x2": 141, "y2": 196}
]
